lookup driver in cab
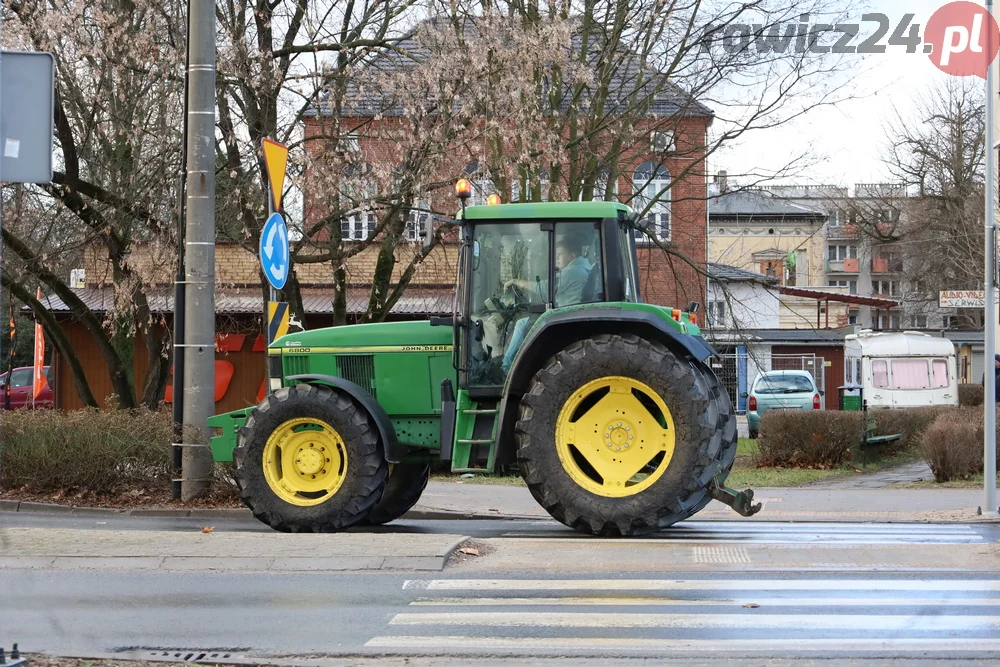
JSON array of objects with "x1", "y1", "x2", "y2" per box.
[
  {"x1": 504, "y1": 234, "x2": 592, "y2": 307},
  {"x1": 500, "y1": 234, "x2": 592, "y2": 372}
]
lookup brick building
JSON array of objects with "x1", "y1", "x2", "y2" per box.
[{"x1": 302, "y1": 26, "x2": 715, "y2": 309}]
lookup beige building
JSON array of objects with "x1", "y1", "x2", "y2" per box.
[{"x1": 708, "y1": 179, "x2": 851, "y2": 328}]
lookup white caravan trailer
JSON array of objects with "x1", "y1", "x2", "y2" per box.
[{"x1": 843, "y1": 331, "x2": 959, "y2": 409}]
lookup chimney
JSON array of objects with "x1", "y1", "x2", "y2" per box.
[{"x1": 714, "y1": 170, "x2": 729, "y2": 193}]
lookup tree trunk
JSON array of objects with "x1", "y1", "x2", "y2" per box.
[{"x1": 332, "y1": 263, "x2": 348, "y2": 326}]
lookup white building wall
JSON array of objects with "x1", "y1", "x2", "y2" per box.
[{"x1": 707, "y1": 281, "x2": 780, "y2": 330}]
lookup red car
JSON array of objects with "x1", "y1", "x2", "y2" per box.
[{"x1": 0, "y1": 366, "x2": 54, "y2": 409}]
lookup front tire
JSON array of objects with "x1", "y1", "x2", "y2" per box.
[
  {"x1": 515, "y1": 334, "x2": 721, "y2": 536},
  {"x1": 234, "y1": 383, "x2": 388, "y2": 532}
]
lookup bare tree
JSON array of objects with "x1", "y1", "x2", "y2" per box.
[{"x1": 882, "y1": 79, "x2": 985, "y2": 329}]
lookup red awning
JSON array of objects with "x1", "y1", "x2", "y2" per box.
[{"x1": 778, "y1": 286, "x2": 899, "y2": 308}]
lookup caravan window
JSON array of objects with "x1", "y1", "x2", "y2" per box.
[
  {"x1": 872, "y1": 360, "x2": 889, "y2": 388},
  {"x1": 891, "y1": 359, "x2": 931, "y2": 389},
  {"x1": 932, "y1": 359, "x2": 950, "y2": 388}
]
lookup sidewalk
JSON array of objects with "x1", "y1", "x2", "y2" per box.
[
  {"x1": 0, "y1": 527, "x2": 468, "y2": 572},
  {"x1": 414, "y1": 480, "x2": 1000, "y2": 523}
]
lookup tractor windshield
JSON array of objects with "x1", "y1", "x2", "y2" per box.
[{"x1": 467, "y1": 221, "x2": 602, "y2": 387}]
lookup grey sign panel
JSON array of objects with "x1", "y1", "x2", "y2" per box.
[{"x1": 0, "y1": 50, "x2": 55, "y2": 184}]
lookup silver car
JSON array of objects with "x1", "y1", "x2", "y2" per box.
[{"x1": 743, "y1": 370, "x2": 823, "y2": 439}]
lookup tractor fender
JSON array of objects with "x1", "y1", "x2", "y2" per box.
[
  {"x1": 286, "y1": 374, "x2": 403, "y2": 463},
  {"x1": 493, "y1": 309, "x2": 717, "y2": 469}
]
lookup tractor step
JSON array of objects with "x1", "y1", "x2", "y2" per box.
[
  {"x1": 456, "y1": 438, "x2": 495, "y2": 445},
  {"x1": 462, "y1": 409, "x2": 498, "y2": 415}
]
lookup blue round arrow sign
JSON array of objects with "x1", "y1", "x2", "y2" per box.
[{"x1": 259, "y1": 212, "x2": 290, "y2": 290}]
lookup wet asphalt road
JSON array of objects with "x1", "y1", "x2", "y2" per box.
[
  {"x1": 2, "y1": 512, "x2": 1000, "y2": 662},
  {"x1": 3, "y1": 568, "x2": 1000, "y2": 662}
]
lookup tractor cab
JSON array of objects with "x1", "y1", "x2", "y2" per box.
[{"x1": 452, "y1": 184, "x2": 641, "y2": 392}]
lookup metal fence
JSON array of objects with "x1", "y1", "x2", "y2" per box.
[{"x1": 710, "y1": 353, "x2": 825, "y2": 414}]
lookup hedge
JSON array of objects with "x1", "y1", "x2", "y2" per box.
[
  {"x1": 756, "y1": 407, "x2": 952, "y2": 467},
  {"x1": 756, "y1": 411, "x2": 865, "y2": 467},
  {"x1": 920, "y1": 406, "x2": 1000, "y2": 482},
  {"x1": 1, "y1": 409, "x2": 173, "y2": 494},
  {"x1": 959, "y1": 384, "x2": 985, "y2": 407}
]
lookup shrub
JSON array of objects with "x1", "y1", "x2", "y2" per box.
[
  {"x1": 1, "y1": 409, "x2": 172, "y2": 494},
  {"x1": 869, "y1": 406, "x2": 954, "y2": 454},
  {"x1": 756, "y1": 411, "x2": 865, "y2": 467},
  {"x1": 919, "y1": 406, "x2": 1000, "y2": 482},
  {"x1": 959, "y1": 384, "x2": 985, "y2": 407}
]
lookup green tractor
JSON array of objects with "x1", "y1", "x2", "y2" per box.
[{"x1": 208, "y1": 185, "x2": 760, "y2": 536}]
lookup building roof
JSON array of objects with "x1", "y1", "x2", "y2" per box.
[
  {"x1": 313, "y1": 19, "x2": 714, "y2": 120},
  {"x1": 709, "y1": 189, "x2": 827, "y2": 220},
  {"x1": 33, "y1": 287, "x2": 454, "y2": 317},
  {"x1": 707, "y1": 262, "x2": 778, "y2": 284}
]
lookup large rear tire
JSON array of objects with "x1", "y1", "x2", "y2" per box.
[
  {"x1": 234, "y1": 383, "x2": 388, "y2": 532},
  {"x1": 515, "y1": 333, "x2": 723, "y2": 536},
  {"x1": 362, "y1": 462, "x2": 430, "y2": 525}
]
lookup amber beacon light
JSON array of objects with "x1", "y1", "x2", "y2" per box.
[{"x1": 455, "y1": 178, "x2": 473, "y2": 199}]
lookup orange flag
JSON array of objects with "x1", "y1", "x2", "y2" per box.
[{"x1": 33, "y1": 288, "x2": 47, "y2": 400}]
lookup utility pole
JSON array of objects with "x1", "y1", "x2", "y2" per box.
[
  {"x1": 985, "y1": 0, "x2": 998, "y2": 516},
  {"x1": 180, "y1": 0, "x2": 216, "y2": 500}
]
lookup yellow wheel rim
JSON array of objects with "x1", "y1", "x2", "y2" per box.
[
  {"x1": 555, "y1": 376, "x2": 676, "y2": 498},
  {"x1": 262, "y1": 417, "x2": 348, "y2": 506}
]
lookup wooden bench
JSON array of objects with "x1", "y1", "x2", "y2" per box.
[{"x1": 858, "y1": 414, "x2": 902, "y2": 466}]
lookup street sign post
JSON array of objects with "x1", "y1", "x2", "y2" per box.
[
  {"x1": 259, "y1": 212, "x2": 289, "y2": 291},
  {"x1": 259, "y1": 138, "x2": 291, "y2": 395}
]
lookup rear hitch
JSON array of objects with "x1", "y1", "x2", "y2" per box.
[{"x1": 709, "y1": 477, "x2": 763, "y2": 517}]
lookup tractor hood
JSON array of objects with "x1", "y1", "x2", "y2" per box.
[{"x1": 269, "y1": 320, "x2": 453, "y2": 352}]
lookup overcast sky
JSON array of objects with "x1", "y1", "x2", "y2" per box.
[{"x1": 715, "y1": 0, "x2": 980, "y2": 189}]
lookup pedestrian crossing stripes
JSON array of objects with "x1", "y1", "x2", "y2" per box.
[
  {"x1": 501, "y1": 521, "x2": 986, "y2": 544},
  {"x1": 373, "y1": 576, "x2": 1000, "y2": 657}
]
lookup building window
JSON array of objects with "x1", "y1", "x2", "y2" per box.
[
  {"x1": 828, "y1": 245, "x2": 858, "y2": 260},
  {"x1": 707, "y1": 301, "x2": 727, "y2": 327},
  {"x1": 911, "y1": 315, "x2": 928, "y2": 328},
  {"x1": 877, "y1": 312, "x2": 900, "y2": 329},
  {"x1": 828, "y1": 279, "x2": 858, "y2": 294},
  {"x1": 404, "y1": 201, "x2": 431, "y2": 243},
  {"x1": 848, "y1": 309, "x2": 859, "y2": 325},
  {"x1": 944, "y1": 315, "x2": 960, "y2": 329},
  {"x1": 829, "y1": 209, "x2": 841, "y2": 225},
  {"x1": 632, "y1": 162, "x2": 671, "y2": 243},
  {"x1": 873, "y1": 280, "x2": 898, "y2": 296},
  {"x1": 341, "y1": 211, "x2": 377, "y2": 241}
]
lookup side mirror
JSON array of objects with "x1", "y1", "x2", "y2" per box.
[
  {"x1": 740, "y1": 391, "x2": 748, "y2": 398},
  {"x1": 819, "y1": 390, "x2": 825, "y2": 396}
]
